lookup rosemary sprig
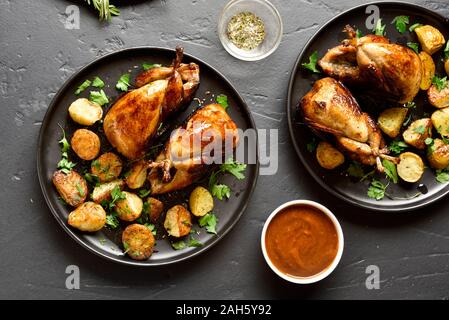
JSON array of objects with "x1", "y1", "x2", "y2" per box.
[{"x1": 84, "y1": 0, "x2": 120, "y2": 21}]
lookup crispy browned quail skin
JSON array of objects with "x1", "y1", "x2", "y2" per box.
[
  {"x1": 319, "y1": 26, "x2": 422, "y2": 103},
  {"x1": 148, "y1": 104, "x2": 239, "y2": 195},
  {"x1": 301, "y1": 77, "x2": 398, "y2": 172},
  {"x1": 103, "y1": 47, "x2": 200, "y2": 160}
]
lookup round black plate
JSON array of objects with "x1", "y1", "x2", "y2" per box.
[
  {"x1": 288, "y1": 2, "x2": 449, "y2": 212},
  {"x1": 37, "y1": 47, "x2": 259, "y2": 266}
]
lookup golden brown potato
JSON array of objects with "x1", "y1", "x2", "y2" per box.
[
  {"x1": 115, "y1": 192, "x2": 143, "y2": 222},
  {"x1": 147, "y1": 197, "x2": 164, "y2": 222},
  {"x1": 91, "y1": 180, "x2": 125, "y2": 204},
  {"x1": 445, "y1": 59, "x2": 449, "y2": 77},
  {"x1": 403, "y1": 118, "x2": 433, "y2": 149},
  {"x1": 52, "y1": 170, "x2": 88, "y2": 207},
  {"x1": 414, "y1": 25, "x2": 446, "y2": 55},
  {"x1": 428, "y1": 139, "x2": 449, "y2": 170},
  {"x1": 378, "y1": 108, "x2": 409, "y2": 138},
  {"x1": 126, "y1": 160, "x2": 148, "y2": 189},
  {"x1": 419, "y1": 51, "x2": 436, "y2": 90},
  {"x1": 164, "y1": 205, "x2": 192, "y2": 238},
  {"x1": 428, "y1": 85, "x2": 449, "y2": 109},
  {"x1": 189, "y1": 186, "x2": 214, "y2": 217},
  {"x1": 122, "y1": 224, "x2": 155, "y2": 260},
  {"x1": 431, "y1": 108, "x2": 449, "y2": 138},
  {"x1": 70, "y1": 129, "x2": 101, "y2": 161},
  {"x1": 91, "y1": 152, "x2": 123, "y2": 182},
  {"x1": 68, "y1": 98, "x2": 103, "y2": 126},
  {"x1": 397, "y1": 152, "x2": 425, "y2": 183},
  {"x1": 315, "y1": 141, "x2": 345, "y2": 169},
  {"x1": 68, "y1": 202, "x2": 106, "y2": 232}
]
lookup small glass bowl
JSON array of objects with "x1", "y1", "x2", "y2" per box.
[{"x1": 218, "y1": 0, "x2": 283, "y2": 61}]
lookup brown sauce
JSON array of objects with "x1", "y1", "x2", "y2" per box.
[{"x1": 265, "y1": 205, "x2": 339, "y2": 278}]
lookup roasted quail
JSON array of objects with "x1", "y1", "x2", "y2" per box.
[
  {"x1": 301, "y1": 77, "x2": 398, "y2": 172},
  {"x1": 103, "y1": 47, "x2": 200, "y2": 160},
  {"x1": 319, "y1": 26, "x2": 422, "y2": 103},
  {"x1": 148, "y1": 104, "x2": 239, "y2": 195}
]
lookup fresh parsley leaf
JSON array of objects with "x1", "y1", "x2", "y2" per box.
[
  {"x1": 356, "y1": 29, "x2": 363, "y2": 38},
  {"x1": 84, "y1": 173, "x2": 100, "y2": 186},
  {"x1": 425, "y1": 137, "x2": 434, "y2": 146},
  {"x1": 413, "y1": 125, "x2": 426, "y2": 134},
  {"x1": 171, "y1": 241, "x2": 186, "y2": 250},
  {"x1": 373, "y1": 19, "x2": 386, "y2": 36},
  {"x1": 92, "y1": 76, "x2": 105, "y2": 88},
  {"x1": 58, "y1": 158, "x2": 76, "y2": 174},
  {"x1": 221, "y1": 159, "x2": 247, "y2": 180},
  {"x1": 432, "y1": 76, "x2": 449, "y2": 92},
  {"x1": 145, "y1": 223, "x2": 157, "y2": 236},
  {"x1": 89, "y1": 89, "x2": 109, "y2": 106},
  {"x1": 75, "y1": 79, "x2": 91, "y2": 95},
  {"x1": 199, "y1": 213, "x2": 218, "y2": 235},
  {"x1": 382, "y1": 159, "x2": 398, "y2": 184},
  {"x1": 407, "y1": 42, "x2": 419, "y2": 54},
  {"x1": 58, "y1": 127, "x2": 70, "y2": 155},
  {"x1": 75, "y1": 183, "x2": 86, "y2": 197},
  {"x1": 306, "y1": 137, "x2": 318, "y2": 153},
  {"x1": 367, "y1": 180, "x2": 388, "y2": 200},
  {"x1": 392, "y1": 16, "x2": 409, "y2": 34},
  {"x1": 211, "y1": 184, "x2": 231, "y2": 201},
  {"x1": 108, "y1": 186, "x2": 126, "y2": 210},
  {"x1": 142, "y1": 63, "x2": 162, "y2": 71},
  {"x1": 301, "y1": 51, "x2": 320, "y2": 73},
  {"x1": 188, "y1": 238, "x2": 203, "y2": 248},
  {"x1": 436, "y1": 168, "x2": 449, "y2": 183},
  {"x1": 216, "y1": 94, "x2": 229, "y2": 110},
  {"x1": 405, "y1": 101, "x2": 416, "y2": 109},
  {"x1": 409, "y1": 23, "x2": 423, "y2": 32},
  {"x1": 389, "y1": 140, "x2": 408, "y2": 156},
  {"x1": 106, "y1": 214, "x2": 120, "y2": 229},
  {"x1": 347, "y1": 161, "x2": 364, "y2": 179},
  {"x1": 138, "y1": 189, "x2": 151, "y2": 198},
  {"x1": 116, "y1": 73, "x2": 130, "y2": 92}
]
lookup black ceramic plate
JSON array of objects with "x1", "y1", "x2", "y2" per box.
[
  {"x1": 288, "y1": 2, "x2": 449, "y2": 212},
  {"x1": 37, "y1": 47, "x2": 259, "y2": 266}
]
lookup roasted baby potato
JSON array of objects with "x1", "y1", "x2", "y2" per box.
[
  {"x1": 91, "y1": 152, "x2": 123, "y2": 183},
  {"x1": 397, "y1": 152, "x2": 425, "y2": 183},
  {"x1": 126, "y1": 160, "x2": 148, "y2": 189},
  {"x1": 91, "y1": 180, "x2": 125, "y2": 204},
  {"x1": 189, "y1": 186, "x2": 214, "y2": 217},
  {"x1": 316, "y1": 141, "x2": 345, "y2": 169},
  {"x1": 71, "y1": 129, "x2": 101, "y2": 161},
  {"x1": 115, "y1": 192, "x2": 143, "y2": 222},
  {"x1": 431, "y1": 108, "x2": 449, "y2": 138},
  {"x1": 378, "y1": 108, "x2": 409, "y2": 138},
  {"x1": 122, "y1": 224, "x2": 155, "y2": 261},
  {"x1": 403, "y1": 118, "x2": 433, "y2": 149},
  {"x1": 428, "y1": 139, "x2": 449, "y2": 170},
  {"x1": 419, "y1": 51, "x2": 436, "y2": 90},
  {"x1": 164, "y1": 205, "x2": 192, "y2": 238},
  {"x1": 147, "y1": 197, "x2": 164, "y2": 222},
  {"x1": 68, "y1": 202, "x2": 106, "y2": 232},
  {"x1": 68, "y1": 98, "x2": 103, "y2": 126},
  {"x1": 428, "y1": 85, "x2": 449, "y2": 109},
  {"x1": 52, "y1": 170, "x2": 88, "y2": 207},
  {"x1": 414, "y1": 25, "x2": 446, "y2": 55}
]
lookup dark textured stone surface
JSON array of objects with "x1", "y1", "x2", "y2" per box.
[{"x1": 1, "y1": 0, "x2": 449, "y2": 299}]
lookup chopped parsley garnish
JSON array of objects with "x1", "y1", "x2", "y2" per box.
[
  {"x1": 116, "y1": 73, "x2": 130, "y2": 92},
  {"x1": 142, "y1": 63, "x2": 162, "y2": 71},
  {"x1": 209, "y1": 159, "x2": 246, "y2": 201},
  {"x1": 432, "y1": 76, "x2": 449, "y2": 92},
  {"x1": 138, "y1": 189, "x2": 151, "y2": 198},
  {"x1": 306, "y1": 137, "x2": 318, "y2": 153},
  {"x1": 356, "y1": 29, "x2": 363, "y2": 38},
  {"x1": 413, "y1": 125, "x2": 426, "y2": 135},
  {"x1": 405, "y1": 101, "x2": 416, "y2": 109},
  {"x1": 57, "y1": 126, "x2": 76, "y2": 174},
  {"x1": 436, "y1": 167, "x2": 449, "y2": 183},
  {"x1": 367, "y1": 180, "x2": 388, "y2": 200},
  {"x1": 409, "y1": 23, "x2": 423, "y2": 32},
  {"x1": 145, "y1": 223, "x2": 157, "y2": 236},
  {"x1": 302, "y1": 51, "x2": 320, "y2": 73},
  {"x1": 392, "y1": 16, "x2": 409, "y2": 34},
  {"x1": 211, "y1": 184, "x2": 231, "y2": 201},
  {"x1": 347, "y1": 161, "x2": 364, "y2": 179},
  {"x1": 102, "y1": 186, "x2": 126, "y2": 210},
  {"x1": 75, "y1": 79, "x2": 91, "y2": 95},
  {"x1": 389, "y1": 140, "x2": 408, "y2": 156},
  {"x1": 106, "y1": 214, "x2": 120, "y2": 229},
  {"x1": 58, "y1": 158, "x2": 76, "y2": 174},
  {"x1": 407, "y1": 42, "x2": 419, "y2": 54},
  {"x1": 216, "y1": 94, "x2": 229, "y2": 110},
  {"x1": 171, "y1": 241, "x2": 186, "y2": 250},
  {"x1": 198, "y1": 213, "x2": 218, "y2": 235},
  {"x1": 89, "y1": 89, "x2": 109, "y2": 106},
  {"x1": 75, "y1": 183, "x2": 86, "y2": 197},
  {"x1": 92, "y1": 76, "x2": 105, "y2": 89},
  {"x1": 373, "y1": 19, "x2": 386, "y2": 36},
  {"x1": 382, "y1": 159, "x2": 398, "y2": 184},
  {"x1": 444, "y1": 41, "x2": 449, "y2": 60}
]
